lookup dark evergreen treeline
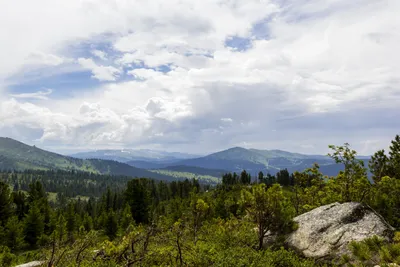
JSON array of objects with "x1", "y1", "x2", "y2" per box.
[
  {"x1": 0, "y1": 169, "x2": 209, "y2": 199},
  {"x1": 0, "y1": 169, "x2": 130, "y2": 198},
  {"x1": 0, "y1": 176, "x2": 203, "y2": 251}
]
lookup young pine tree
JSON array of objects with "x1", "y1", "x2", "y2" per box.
[
  {"x1": 241, "y1": 183, "x2": 295, "y2": 250},
  {"x1": 5, "y1": 216, "x2": 25, "y2": 250},
  {"x1": 24, "y1": 203, "x2": 44, "y2": 247},
  {"x1": 0, "y1": 181, "x2": 13, "y2": 226}
]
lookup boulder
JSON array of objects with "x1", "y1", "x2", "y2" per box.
[
  {"x1": 285, "y1": 202, "x2": 394, "y2": 261},
  {"x1": 15, "y1": 261, "x2": 45, "y2": 267}
]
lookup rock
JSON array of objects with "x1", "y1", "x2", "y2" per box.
[
  {"x1": 285, "y1": 202, "x2": 394, "y2": 261},
  {"x1": 15, "y1": 261, "x2": 46, "y2": 267}
]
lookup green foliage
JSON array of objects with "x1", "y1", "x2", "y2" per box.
[
  {"x1": 344, "y1": 235, "x2": 400, "y2": 266},
  {"x1": 0, "y1": 246, "x2": 16, "y2": 267},
  {"x1": 241, "y1": 183, "x2": 295, "y2": 250},
  {"x1": 104, "y1": 211, "x2": 118, "y2": 240},
  {"x1": 327, "y1": 143, "x2": 371, "y2": 203},
  {"x1": 369, "y1": 176, "x2": 400, "y2": 227},
  {"x1": 290, "y1": 164, "x2": 327, "y2": 214},
  {"x1": 369, "y1": 135, "x2": 400, "y2": 181},
  {"x1": 24, "y1": 202, "x2": 44, "y2": 247},
  {"x1": 276, "y1": 168, "x2": 292, "y2": 186},
  {"x1": 125, "y1": 179, "x2": 150, "y2": 224},
  {"x1": 240, "y1": 170, "x2": 252, "y2": 184},
  {"x1": 150, "y1": 169, "x2": 220, "y2": 184},
  {"x1": 369, "y1": 149, "x2": 390, "y2": 183},
  {"x1": 388, "y1": 135, "x2": 400, "y2": 179},
  {"x1": 0, "y1": 181, "x2": 13, "y2": 227},
  {"x1": 3, "y1": 135, "x2": 400, "y2": 266},
  {"x1": 0, "y1": 137, "x2": 181, "y2": 182},
  {"x1": 4, "y1": 216, "x2": 25, "y2": 250}
]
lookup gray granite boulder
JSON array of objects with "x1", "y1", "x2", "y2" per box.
[
  {"x1": 15, "y1": 261, "x2": 45, "y2": 267},
  {"x1": 285, "y1": 202, "x2": 394, "y2": 260}
]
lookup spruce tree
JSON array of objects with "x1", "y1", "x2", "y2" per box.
[
  {"x1": 125, "y1": 179, "x2": 150, "y2": 224},
  {"x1": 0, "y1": 181, "x2": 13, "y2": 226},
  {"x1": 104, "y1": 211, "x2": 118, "y2": 240},
  {"x1": 24, "y1": 203, "x2": 44, "y2": 247},
  {"x1": 5, "y1": 216, "x2": 24, "y2": 250}
]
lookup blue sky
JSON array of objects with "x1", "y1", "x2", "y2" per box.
[{"x1": 0, "y1": 0, "x2": 399, "y2": 155}]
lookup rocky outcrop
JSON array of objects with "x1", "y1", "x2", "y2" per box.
[{"x1": 285, "y1": 202, "x2": 394, "y2": 260}]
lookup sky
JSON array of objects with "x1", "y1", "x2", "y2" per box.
[{"x1": 0, "y1": 0, "x2": 399, "y2": 155}]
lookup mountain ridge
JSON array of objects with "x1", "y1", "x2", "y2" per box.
[
  {"x1": 0, "y1": 137, "x2": 372, "y2": 180},
  {"x1": 69, "y1": 149, "x2": 200, "y2": 163},
  {"x1": 0, "y1": 137, "x2": 179, "y2": 181},
  {"x1": 168, "y1": 146, "x2": 371, "y2": 176}
]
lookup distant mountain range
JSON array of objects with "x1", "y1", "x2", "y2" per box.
[
  {"x1": 166, "y1": 147, "x2": 370, "y2": 177},
  {"x1": 0, "y1": 137, "x2": 372, "y2": 183},
  {"x1": 125, "y1": 146, "x2": 371, "y2": 177},
  {"x1": 0, "y1": 137, "x2": 181, "y2": 181},
  {"x1": 70, "y1": 149, "x2": 200, "y2": 163}
]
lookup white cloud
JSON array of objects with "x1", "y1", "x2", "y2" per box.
[
  {"x1": 221, "y1": 118, "x2": 233, "y2": 123},
  {"x1": 91, "y1": 49, "x2": 107, "y2": 60},
  {"x1": 9, "y1": 88, "x2": 53, "y2": 100},
  {"x1": 78, "y1": 58, "x2": 121, "y2": 81},
  {"x1": 0, "y1": 0, "x2": 399, "y2": 154},
  {"x1": 25, "y1": 52, "x2": 65, "y2": 66}
]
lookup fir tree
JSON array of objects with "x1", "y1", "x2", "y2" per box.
[{"x1": 24, "y1": 203, "x2": 44, "y2": 247}]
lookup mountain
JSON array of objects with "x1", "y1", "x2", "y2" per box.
[
  {"x1": 0, "y1": 137, "x2": 179, "y2": 181},
  {"x1": 159, "y1": 165, "x2": 229, "y2": 177},
  {"x1": 69, "y1": 149, "x2": 200, "y2": 163},
  {"x1": 0, "y1": 137, "x2": 372, "y2": 182},
  {"x1": 126, "y1": 160, "x2": 171, "y2": 169},
  {"x1": 170, "y1": 147, "x2": 371, "y2": 177}
]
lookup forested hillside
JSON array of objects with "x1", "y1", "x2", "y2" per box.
[
  {"x1": 0, "y1": 137, "x2": 181, "y2": 182},
  {"x1": 169, "y1": 146, "x2": 369, "y2": 176},
  {"x1": 0, "y1": 135, "x2": 400, "y2": 266}
]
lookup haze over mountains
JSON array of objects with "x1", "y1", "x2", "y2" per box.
[
  {"x1": 69, "y1": 145, "x2": 371, "y2": 176},
  {"x1": 70, "y1": 149, "x2": 201, "y2": 165},
  {"x1": 0, "y1": 137, "x2": 372, "y2": 183}
]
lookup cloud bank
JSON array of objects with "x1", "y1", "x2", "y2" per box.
[{"x1": 0, "y1": 0, "x2": 399, "y2": 155}]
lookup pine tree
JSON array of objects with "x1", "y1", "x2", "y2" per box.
[
  {"x1": 276, "y1": 169, "x2": 290, "y2": 186},
  {"x1": 125, "y1": 179, "x2": 150, "y2": 224},
  {"x1": 240, "y1": 184, "x2": 295, "y2": 250},
  {"x1": 55, "y1": 214, "x2": 67, "y2": 243},
  {"x1": 388, "y1": 135, "x2": 400, "y2": 179},
  {"x1": 369, "y1": 149, "x2": 389, "y2": 183},
  {"x1": 5, "y1": 216, "x2": 24, "y2": 250},
  {"x1": 327, "y1": 143, "x2": 371, "y2": 202},
  {"x1": 27, "y1": 180, "x2": 46, "y2": 203},
  {"x1": 240, "y1": 170, "x2": 251, "y2": 185},
  {"x1": 104, "y1": 211, "x2": 118, "y2": 240},
  {"x1": 120, "y1": 203, "x2": 134, "y2": 231},
  {"x1": 0, "y1": 181, "x2": 13, "y2": 226},
  {"x1": 24, "y1": 203, "x2": 44, "y2": 247},
  {"x1": 66, "y1": 203, "x2": 76, "y2": 241},
  {"x1": 12, "y1": 191, "x2": 27, "y2": 220},
  {"x1": 258, "y1": 171, "x2": 264, "y2": 184}
]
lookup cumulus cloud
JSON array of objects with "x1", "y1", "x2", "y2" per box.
[
  {"x1": 91, "y1": 50, "x2": 107, "y2": 60},
  {"x1": 0, "y1": 0, "x2": 399, "y2": 154},
  {"x1": 78, "y1": 58, "x2": 121, "y2": 81}
]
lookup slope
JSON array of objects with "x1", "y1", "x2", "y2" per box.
[
  {"x1": 70, "y1": 149, "x2": 199, "y2": 163},
  {"x1": 171, "y1": 146, "x2": 370, "y2": 177},
  {"x1": 0, "y1": 137, "x2": 177, "y2": 181}
]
